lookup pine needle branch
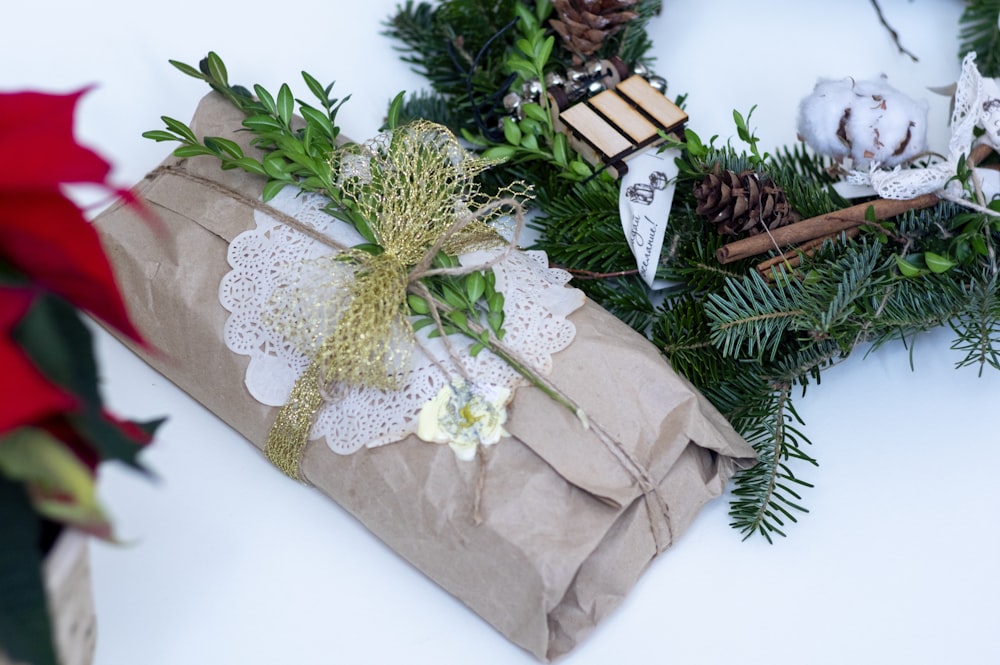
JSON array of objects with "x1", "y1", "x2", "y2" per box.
[
  {"x1": 726, "y1": 382, "x2": 816, "y2": 544},
  {"x1": 960, "y1": 0, "x2": 1000, "y2": 77}
]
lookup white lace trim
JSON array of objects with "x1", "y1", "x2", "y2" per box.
[
  {"x1": 848, "y1": 53, "x2": 991, "y2": 200},
  {"x1": 219, "y1": 186, "x2": 584, "y2": 454}
]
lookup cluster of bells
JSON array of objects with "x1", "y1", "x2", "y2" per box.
[{"x1": 501, "y1": 56, "x2": 668, "y2": 120}]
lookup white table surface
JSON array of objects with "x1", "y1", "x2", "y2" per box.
[{"x1": 4, "y1": 1, "x2": 999, "y2": 663}]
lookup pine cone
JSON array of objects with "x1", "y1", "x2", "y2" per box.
[
  {"x1": 550, "y1": 0, "x2": 639, "y2": 58},
  {"x1": 694, "y1": 167, "x2": 801, "y2": 237}
]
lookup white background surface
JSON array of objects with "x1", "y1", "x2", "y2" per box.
[{"x1": 4, "y1": 1, "x2": 999, "y2": 663}]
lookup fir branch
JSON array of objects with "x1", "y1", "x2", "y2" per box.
[
  {"x1": 951, "y1": 267, "x2": 1000, "y2": 375},
  {"x1": 959, "y1": 0, "x2": 1000, "y2": 76},
  {"x1": 727, "y1": 382, "x2": 816, "y2": 543},
  {"x1": 704, "y1": 270, "x2": 806, "y2": 361},
  {"x1": 604, "y1": 0, "x2": 663, "y2": 66}
]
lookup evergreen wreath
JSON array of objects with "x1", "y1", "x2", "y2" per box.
[{"x1": 382, "y1": 0, "x2": 1000, "y2": 541}]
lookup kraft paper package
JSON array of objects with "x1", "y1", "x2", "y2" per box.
[{"x1": 93, "y1": 93, "x2": 756, "y2": 661}]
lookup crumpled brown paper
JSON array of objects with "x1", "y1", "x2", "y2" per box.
[{"x1": 94, "y1": 93, "x2": 756, "y2": 661}]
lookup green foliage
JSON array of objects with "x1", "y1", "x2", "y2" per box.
[
  {"x1": 150, "y1": 52, "x2": 517, "y2": 374},
  {"x1": 144, "y1": 52, "x2": 348, "y2": 203},
  {"x1": 960, "y1": 0, "x2": 1000, "y2": 76},
  {"x1": 378, "y1": 1, "x2": 1000, "y2": 541},
  {"x1": 0, "y1": 477, "x2": 55, "y2": 665}
]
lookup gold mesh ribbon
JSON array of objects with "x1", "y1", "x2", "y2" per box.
[{"x1": 264, "y1": 121, "x2": 514, "y2": 479}]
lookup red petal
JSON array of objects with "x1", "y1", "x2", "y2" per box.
[
  {"x1": 0, "y1": 190, "x2": 143, "y2": 342},
  {"x1": 0, "y1": 290, "x2": 77, "y2": 436},
  {"x1": 0, "y1": 90, "x2": 111, "y2": 191}
]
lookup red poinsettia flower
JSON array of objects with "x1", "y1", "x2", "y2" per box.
[
  {"x1": 0, "y1": 288, "x2": 77, "y2": 434},
  {"x1": 0, "y1": 89, "x2": 144, "y2": 343}
]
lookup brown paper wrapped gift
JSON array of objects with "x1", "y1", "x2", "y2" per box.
[{"x1": 93, "y1": 93, "x2": 756, "y2": 661}]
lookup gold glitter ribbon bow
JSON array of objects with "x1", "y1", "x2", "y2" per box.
[{"x1": 263, "y1": 120, "x2": 513, "y2": 479}]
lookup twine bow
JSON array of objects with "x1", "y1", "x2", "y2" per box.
[{"x1": 263, "y1": 120, "x2": 518, "y2": 478}]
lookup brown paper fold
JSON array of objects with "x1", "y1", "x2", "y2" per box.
[{"x1": 94, "y1": 93, "x2": 756, "y2": 661}]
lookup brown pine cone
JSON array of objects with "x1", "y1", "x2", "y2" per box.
[
  {"x1": 694, "y1": 167, "x2": 801, "y2": 237},
  {"x1": 550, "y1": 0, "x2": 640, "y2": 58}
]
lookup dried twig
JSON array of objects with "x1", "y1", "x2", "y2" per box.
[{"x1": 870, "y1": 0, "x2": 919, "y2": 62}]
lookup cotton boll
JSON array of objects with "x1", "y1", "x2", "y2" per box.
[
  {"x1": 797, "y1": 78, "x2": 857, "y2": 160},
  {"x1": 797, "y1": 74, "x2": 928, "y2": 169},
  {"x1": 846, "y1": 75, "x2": 928, "y2": 167}
]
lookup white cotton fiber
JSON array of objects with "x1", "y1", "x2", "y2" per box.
[{"x1": 797, "y1": 74, "x2": 928, "y2": 168}]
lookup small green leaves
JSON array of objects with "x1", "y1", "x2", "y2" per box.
[
  {"x1": 924, "y1": 251, "x2": 957, "y2": 273},
  {"x1": 502, "y1": 117, "x2": 522, "y2": 147},
  {"x1": 205, "y1": 51, "x2": 229, "y2": 87},
  {"x1": 894, "y1": 254, "x2": 924, "y2": 277},
  {"x1": 276, "y1": 83, "x2": 294, "y2": 127},
  {"x1": 407, "y1": 294, "x2": 430, "y2": 315},
  {"x1": 465, "y1": 271, "x2": 486, "y2": 303},
  {"x1": 481, "y1": 145, "x2": 518, "y2": 161},
  {"x1": 894, "y1": 251, "x2": 957, "y2": 277},
  {"x1": 161, "y1": 115, "x2": 198, "y2": 143},
  {"x1": 386, "y1": 91, "x2": 406, "y2": 130}
]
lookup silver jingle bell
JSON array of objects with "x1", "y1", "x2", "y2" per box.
[
  {"x1": 521, "y1": 79, "x2": 543, "y2": 102},
  {"x1": 503, "y1": 91, "x2": 523, "y2": 114},
  {"x1": 632, "y1": 62, "x2": 650, "y2": 78},
  {"x1": 567, "y1": 67, "x2": 588, "y2": 84},
  {"x1": 544, "y1": 71, "x2": 566, "y2": 89},
  {"x1": 586, "y1": 80, "x2": 607, "y2": 96},
  {"x1": 647, "y1": 76, "x2": 668, "y2": 94}
]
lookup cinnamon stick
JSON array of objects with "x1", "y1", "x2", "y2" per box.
[
  {"x1": 756, "y1": 227, "x2": 861, "y2": 279},
  {"x1": 716, "y1": 192, "x2": 939, "y2": 264}
]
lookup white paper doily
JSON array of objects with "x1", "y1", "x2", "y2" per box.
[{"x1": 219, "y1": 186, "x2": 584, "y2": 454}]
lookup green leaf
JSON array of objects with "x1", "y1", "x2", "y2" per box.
[
  {"x1": 204, "y1": 136, "x2": 244, "y2": 159},
  {"x1": 536, "y1": 35, "x2": 555, "y2": 67},
  {"x1": 894, "y1": 254, "x2": 925, "y2": 277},
  {"x1": 261, "y1": 179, "x2": 288, "y2": 201},
  {"x1": 441, "y1": 283, "x2": 467, "y2": 309},
  {"x1": 521, "y1": 102, "x2": 548, "y2": 124},
  {"x1": 160, "y1": 116, "x2": 198, "y2": 144},
  {"x1": 924, "y1": 251, "x2": 957, "y2": 274},
  {"x1": 520, "y1": 133, "x2": 539, "y2": 150},
  {"x1": 569, "y1": 159, "x2": 593, "y2": 177},
  {"x1": 412, "y1": 318, "x2": 436, "y2": 333},
  {"x1": 481, "y1": 145, "x2": 518, "y2": 161},
  {"x1": 299, "y1": 104, "x2": 336, "y2": 141},
  {"x1": 465, "y1": 271, "x2": 486, "y2": 303},
  {"x1": 448, "y1": 309, "x2": 468, "y2": 330},
  {"x1": 513, "y1": 2, "x2": 538, "y2": 33},
  {"x1": 172, "y1": 145, "x2": 215, "y2": 158},
  {"x1": 168, "y1": 59, "x2": 205, "y2": 80},
  {"x1": 243, "y1": 114, "x2": 285, "y2": 132},
  {"x1": 505, "y1": 59, "x2": 537, "y2": 81},
  {"x1": 487, "y1": 291, "x2": 504, "y2": 313},
  {"x1": 0, "y1": 476, "x2": 56, "y2": 665},
  {"x1": 407, "y1": 294, "x2": 430, "y2": 315},
  {"x1": 0, "y1": 428, "x2": 111, "y2": 537},
  {"x1": 386, "y1": 91, "x2": 406, "y2": 130},
  {"x1": 262, "y1": 153, "x2": 290, "y2": 180},
  {"x1": 227, "y1": 158, "x2": 266, "y2": 176},
  {"x1": 460, "y1": 128, "x2": 489, "y2": 147},
  {"x1": 205, "y1": 51, "x2": 229, "y2": 86},
  {"x1": 301, "y1": 70, "x2": 328, "y2": 104},
  {"x1": 502, "y1": 117, "x2": 522, "y2": 147},
  {"x1": 487, "y1": 310, "x2": 504, "y2": 335},
  {"x1": 553, "y1": 132, "x2": 569, "y2": 166},
  {"x1": 253, "y1": 84, "x2": 277, "y2": 115},
  {"x1": 535, "y1": 0, "x2": 552, "y2": 22},
  {"x1": 141, "y1": 130, "x2": 179, "y2": 142},
  {"x1": 276, "y1": 83, "x2": 294, "y2": 127}
]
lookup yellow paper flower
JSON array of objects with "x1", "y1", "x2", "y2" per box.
[{"x1": 416, "y1": 381, "x2": 511, "y2": 461}]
